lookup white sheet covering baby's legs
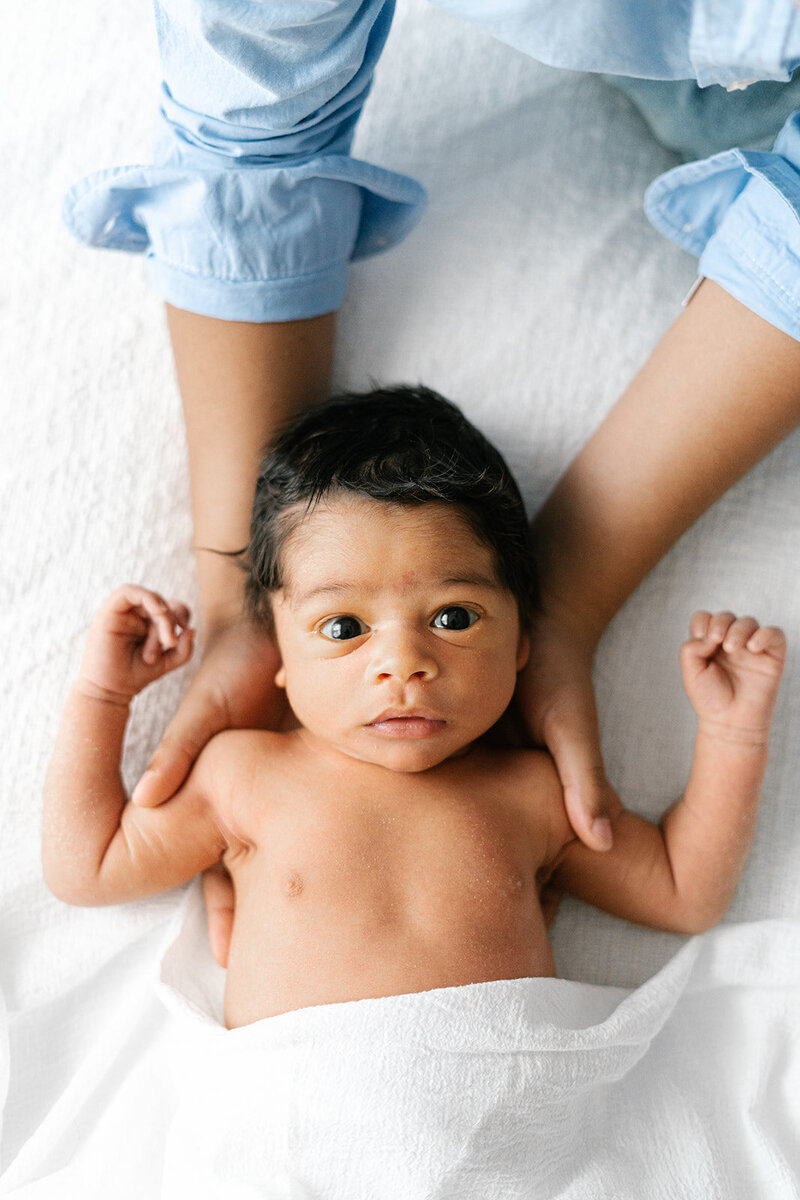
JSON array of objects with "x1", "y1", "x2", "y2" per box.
[{"x1": 155, "y1": 888, "x2": 800, "y2": 1200}]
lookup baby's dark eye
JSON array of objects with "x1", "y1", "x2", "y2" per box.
[
  {"x1": 431, "y1": 606, "x2": 479, "y2": 631},
  {"x1": 319, "y1": 615, "x2": 367, "y2": 641}
]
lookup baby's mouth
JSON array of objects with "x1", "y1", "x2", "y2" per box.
[{"x1": 367, "y1": 709, "x2": 447, "y2": 740}]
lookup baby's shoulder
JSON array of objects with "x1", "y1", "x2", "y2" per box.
[
  {"x1": 474, "y1": 745, "x2": 571, "y2": 857},
  {"x1": 196, "y1": 728, "x2": 287, "y2": 778},
  {"x1": 192, "y1": 728, "x2": 301, "y2": 850},
  {"x1": 193, "y1": 728, "x2": 293, "y2": 810},
  {"x1": 481, "y1": 744, "x2": 562, "y2": 799}
]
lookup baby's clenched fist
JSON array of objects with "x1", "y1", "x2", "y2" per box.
[
  {"x1": 78, "y1": 585, "x2": 194, "y2": 705},
  {"x1": 680, "y1": 611, "x2": 786, "y2": 746}
]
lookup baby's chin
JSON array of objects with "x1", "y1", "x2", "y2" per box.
[
  {"x1": 356, "y1": 744, "x2": 477, "y2": 774},
  {"x1": 300, "y1": 725, "x2": 483, "y2": 773}
]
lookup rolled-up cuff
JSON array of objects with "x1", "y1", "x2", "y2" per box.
[
  {"x1": 145, "y1": 255, "x2": 349, "y2": 322},
  {"x1": 689, "y1": 0, "x2": 800, "y2": 88},
  {"x1": 698, "y1": 181, "x2": 800, "y2": 341},
  {"x1": 644, "y1": 111, "x2": 800, "y2": 341},
  {"x1": 62, "y1": 154, "x2": 426, "y2": 322}
]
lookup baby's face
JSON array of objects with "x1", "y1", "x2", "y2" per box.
[{"x1": 270, "y1": 494, "x2": 529, "y2": 772}]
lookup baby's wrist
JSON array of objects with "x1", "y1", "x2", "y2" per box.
[
  {"x1": 73, "y1": 677, "x2": 135, "y2": 709},
  {"x1": 695, "y1": 717, "x2": 771, "y2": 751}
]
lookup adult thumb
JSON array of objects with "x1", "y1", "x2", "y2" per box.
[
  {"x1": 545, "y1": 708, "x2": 613, "y2": 851},
  {"x1": 131, "y1": 702, "x2": 224, "y2": 806}
]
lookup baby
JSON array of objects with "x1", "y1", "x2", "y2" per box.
[{"x1": 43, "y1": 387, "x2": 786, "y2": 1029}]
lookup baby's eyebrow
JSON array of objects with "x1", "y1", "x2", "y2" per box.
[
  {"x1": 293, "y1": 573, "x2": 500, "y2": 606},
  {"x1": 293, "y1": 582, "x2": 354, "y2": 605},
  {"x1": 440, "y1": 574, "x2": 499, "y2": 590}
]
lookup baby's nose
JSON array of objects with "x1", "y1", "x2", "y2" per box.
[{"x1": 369, "y1": 628, "x2": 439, "y2": 684}]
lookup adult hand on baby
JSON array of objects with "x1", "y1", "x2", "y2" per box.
[
  {"x1": 131, "y1": 616, "x2": 286, "y2": 808},
  {"x1": 131, "y1": 616, "x2": 285, "y2": 968},
  {"x1": 514, "y1": 611, "x2": 614, "y2": 852}
]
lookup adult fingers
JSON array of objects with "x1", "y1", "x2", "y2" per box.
[
  {"x1": 202, "y1": 863, "x2": 235, "y2": 969},
  {"x1": 543, "y1": 699, "x2": 613, "y2": 851},
  {"x1": 131, "y1": 685, "x2": 227, "y2": 807}
]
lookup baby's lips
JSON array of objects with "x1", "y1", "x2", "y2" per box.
[{"x1": 370, "y1": 707, "x2": 444, "y2": 723}]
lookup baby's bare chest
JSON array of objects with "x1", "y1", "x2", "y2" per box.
[
  {"x1": 227, "y1": 769, "x2": 553, "y2": 947},
  {"x1": 219, "y1": 757, "x2": 560, "y2": 1025}
]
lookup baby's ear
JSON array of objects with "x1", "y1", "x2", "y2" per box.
[
  {"x1": 275, "y1": 663, "x2": 286, "y2": 688},
  {"x1": 516, "y1": 629, "x2": 530, "y2": 672}
]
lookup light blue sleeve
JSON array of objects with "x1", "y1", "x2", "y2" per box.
[
  {"x1": 644, "y1": 110, "x2": 800, "y2": 342},
  {"x1": 62, "y1": 0, "x2": 426, "y2": 322}
]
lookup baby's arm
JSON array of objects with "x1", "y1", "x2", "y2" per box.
[
  {"x1": 42, "y1": 586, "x2": 229, "y2": 905},
  {"x1": 549, "y1": 612, "x2": 786, "y2": 933}
]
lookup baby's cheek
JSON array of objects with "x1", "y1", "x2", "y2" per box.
[
  {"x1": 464, "y1": 670, "x2": 515, "y2": 728},
  {"x1": 291, "y1": 673, "x2": 349, "y2": 735}
]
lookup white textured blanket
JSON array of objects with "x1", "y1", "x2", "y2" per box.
[
  {"x1": 155, "y1": 895, "x2": 800, "y2": 1200},
  {"x1": 3, "y1": 0, "x2": 800, "y2": 1192},
  {"x1": 4, "y1": 888, "x2": 799, "y2": 1198}
]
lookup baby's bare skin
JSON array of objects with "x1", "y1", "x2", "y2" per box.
[
  {"x1": 210, "y1": 733, "x2": 564, "y2": 1027},
  {"x1": 42, "y1": 503, "x2": 786, "y2": 1030}
]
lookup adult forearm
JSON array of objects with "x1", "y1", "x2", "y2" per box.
[
  {"x1": 532, "y1": 281, "x2": 800, "y2": 645},
  {"x1": 166, "y1": 305, "x2": 336, "y2": 636}
]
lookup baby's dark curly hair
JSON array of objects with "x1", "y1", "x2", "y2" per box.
[{"x1": 244, "y1": 385, "x2": 538, "y2": 627}]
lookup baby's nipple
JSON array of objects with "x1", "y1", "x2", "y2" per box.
[{"x1": 284, "y1": 872, "x2": 304, "y2": 898}]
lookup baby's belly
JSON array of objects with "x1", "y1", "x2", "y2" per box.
[{"x1": 222, "y1": 863, "x2": 556, "y2": 1029}]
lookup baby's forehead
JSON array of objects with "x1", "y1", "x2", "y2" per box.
[{"x1": 279, "y1": 495, "x2": 502, "y2": 595}]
